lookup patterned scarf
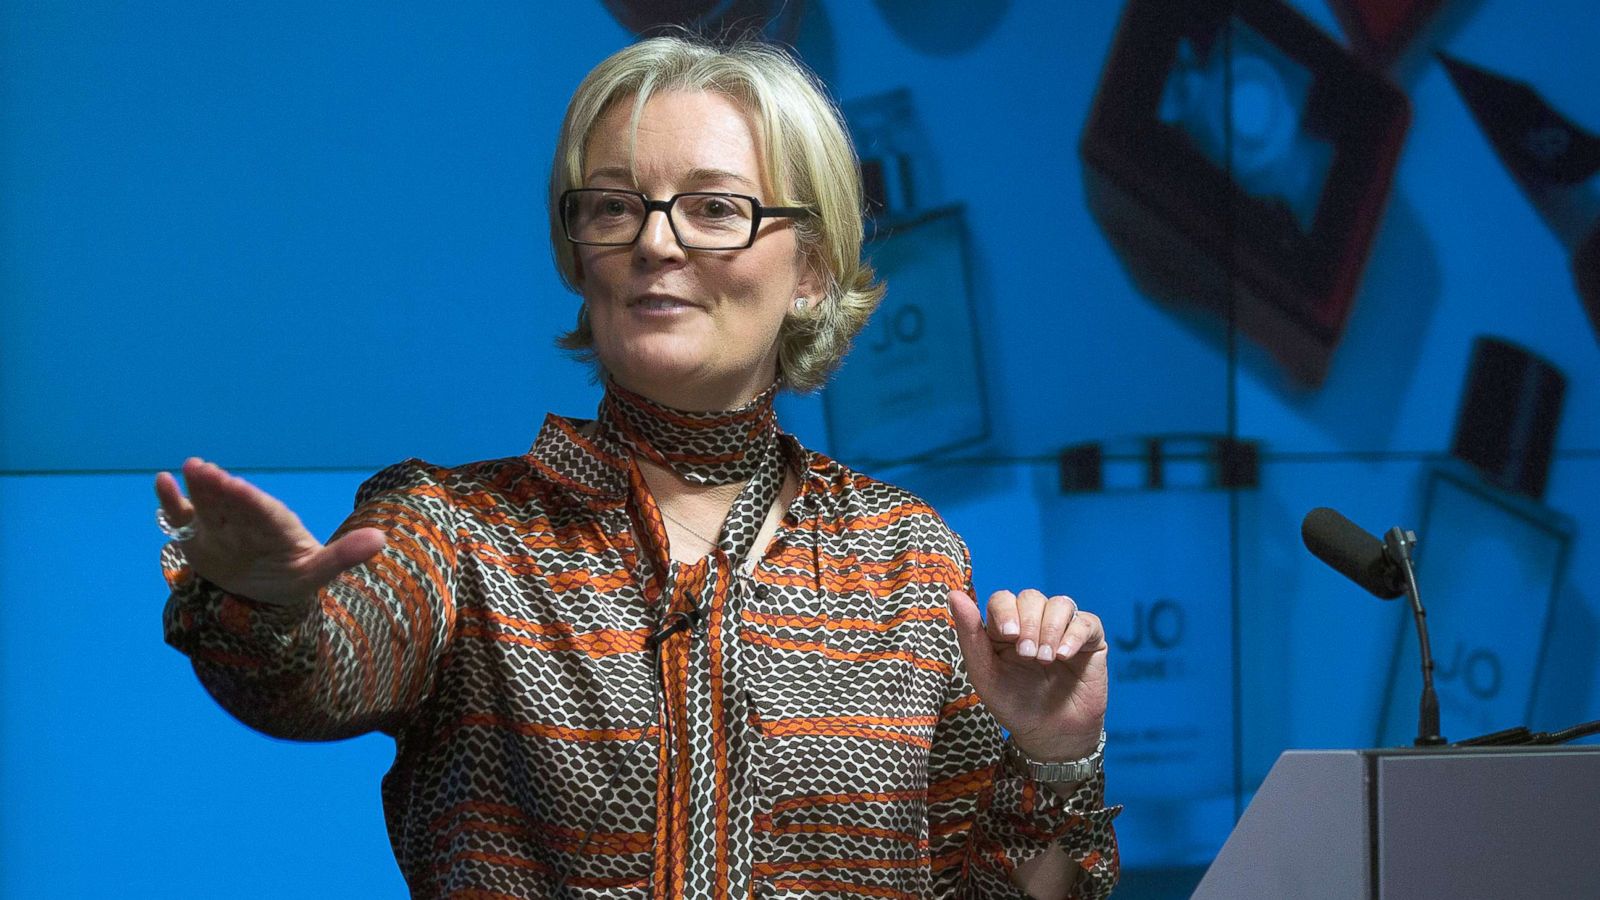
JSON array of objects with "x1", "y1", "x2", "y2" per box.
[
  {"x1": 599, "y1": 379, "x2": 782, "y2": 487},
  {"x1": 595, "y1": 379, "x2": 787, "y2": 899}
]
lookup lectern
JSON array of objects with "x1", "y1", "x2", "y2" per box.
[{"x1": 1193, "y1": 746, "x2": 1600, "y2": 898}]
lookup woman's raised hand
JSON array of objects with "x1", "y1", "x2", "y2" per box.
[
  {"x1": 154, "y1": 458, "x2": 387, "y2": 610},
  {"x1": 947, "y1": 588, "x2": 1109, "y2": 764}
]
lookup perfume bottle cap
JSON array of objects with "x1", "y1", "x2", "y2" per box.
[{"x1": 1450, "y1": 336, "x2": 1565, "y2": 500}]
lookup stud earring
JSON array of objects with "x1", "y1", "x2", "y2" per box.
[{"x1": 793, "y1": 296, "x2": 808, "y2": 311}]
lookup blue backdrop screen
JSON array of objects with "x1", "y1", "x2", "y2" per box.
[{"x1": 3, "y1": 0, "x2": 1598, "y2": 893}]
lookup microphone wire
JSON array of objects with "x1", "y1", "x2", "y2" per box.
[
  {"x1": 1452, "y1": 719, "x2": 1600, "y2": 748},
  {"x1": 1542, "y1": 720, "x2": 1600, "y2": 744}
]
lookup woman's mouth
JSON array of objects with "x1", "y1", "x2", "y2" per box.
[{"x1": 631, "y1": 294, "x2": 699, "y2": 311}]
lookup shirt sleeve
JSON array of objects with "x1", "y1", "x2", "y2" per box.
[
  {"x1": 160, "y1": 459, "x2": 459, "y2": 741},
  {"x1": 924, "y1": 553, "x2": 1121, "y2": 899}
]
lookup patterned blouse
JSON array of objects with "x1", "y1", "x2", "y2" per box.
[{"x1": 162, "y1": 384, "x2": 1119, "y2": 898}]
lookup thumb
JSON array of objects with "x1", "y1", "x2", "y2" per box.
[
  {"x1": 304, "y1": 527, "x2": 388, "y2": 587},
  {"x1": 946, "y1": 589, "x2": 998, "y2": 689}
]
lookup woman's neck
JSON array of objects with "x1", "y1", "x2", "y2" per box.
[{"x1": 608, "y1": 369, "x2": 773, "y2": 413}]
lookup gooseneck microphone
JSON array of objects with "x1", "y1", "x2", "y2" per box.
[
  {"x1": 1302, "y1": 507, "x2": 1447, "y2": 746},
  {"x1": 1300, "y1": 507, "x2": 1406, "y2": 600}
]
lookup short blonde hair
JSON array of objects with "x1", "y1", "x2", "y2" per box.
[{"x1": 548, "y1": 36, "x2": 884, "y2": 393}]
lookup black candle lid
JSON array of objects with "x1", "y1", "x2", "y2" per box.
[{"x1": 1450, "y1": 336, "x2": 1566, "y2": 500}]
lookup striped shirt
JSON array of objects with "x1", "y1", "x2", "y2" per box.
[{"x1": 163, "y1": 404, "x2": 1119, "y2": 898}]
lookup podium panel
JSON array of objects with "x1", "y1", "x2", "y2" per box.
[{"x1": 1194, "y1": 747, "x2": 1600, "y2": 899}]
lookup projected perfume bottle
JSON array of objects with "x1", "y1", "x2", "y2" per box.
[
  {"x1": 1379, "y1": 337, "x2": 1574, "y2": 746},
  {"x1": 822, "y1": 90, "x2": 989, "y2": 464},
  {"x1": 1440, "y1": 53, "x2": 1600, "y2": 342},
  {"x1": 1081, "y1": 0, "x2": 1410, "y2": 386},
  {"x1": 821, "y1": 206, "x2": 989, "y2": 463},
  {"x1": 1049, "y1": 434, "x2": 1259, "y2": 868}
]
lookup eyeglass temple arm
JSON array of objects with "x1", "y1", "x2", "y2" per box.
[{"x1": 758, "y1": 205, "x2": 813, "y2": 219}]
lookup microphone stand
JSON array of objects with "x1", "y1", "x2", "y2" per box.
[
  {"x1": 1382, "y1": 520, "x2": 1599, "y2": 750},
  {"x1": 1384, "y1": 526, "x2": 1448, "y2": 746}
]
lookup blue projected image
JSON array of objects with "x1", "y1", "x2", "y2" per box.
[
  {"x1": 1158, "y1": 17, "x2": 1335, "y2": 234},
  {"x1": 0, "y1": 471, "x2": 402, "y2": 897},
  {"x1": 4, "y1": 0, "x2": 1600, "y2": 896}
]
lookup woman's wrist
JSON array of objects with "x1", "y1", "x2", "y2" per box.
[{"x1": 1010, "y1": 728, "x2": 1102, "y2": 764}]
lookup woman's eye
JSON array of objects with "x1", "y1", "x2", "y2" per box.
[{"x1": 689, "y1": 195, "x2": 750, "y2": 219}]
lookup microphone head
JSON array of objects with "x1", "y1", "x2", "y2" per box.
[{"x1": 1301, "y1": 507, "x2": 1407, "y2": 600}]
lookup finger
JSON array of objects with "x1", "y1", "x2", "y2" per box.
[
  {"x1": 223, "y1": 470, "x2": 308, "y2": 532},
  {"x1": 154, "y1": 471, "x2": 195, "y2": 523},
  {"x1": 199, "y1": 463, "x2": 262, "y2": 532},
  {"x1": 190, "y1": 461, "x2": 307, "y2": 543},
  {"x1": 946, "y1": 590, "x2": 1000, "y2": 686},
  {"x1": 183, "y1": 459, "x2": 234, "y2": 527},
  {"x1": 1058, "y1": 610, "x2": 1106, "y2": 660},
  {"x1": 1012, "y1": 588, "x2": 1046, "y2": 658},
  {"x1": 984, "y1": 590, "x2": 1020, "y2": 644},
  {"x1": 1034, "y1": 594, "x2": 1079, "y2": 663}
]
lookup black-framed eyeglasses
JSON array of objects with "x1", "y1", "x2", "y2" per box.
[{"x1": 559, "y1": 188, "x2": 813, "y2": 251}]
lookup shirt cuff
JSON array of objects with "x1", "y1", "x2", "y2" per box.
[
  {"x1": 161, "y1": 541, "x2": 319, "y2": 664},
  {"x1": 987, "y1": 766, "x2": 1122, "y2": 898}
]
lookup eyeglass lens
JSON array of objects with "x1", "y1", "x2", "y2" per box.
[{"x1": 564, "y1": 191, "x2": 756, "y2": 248}]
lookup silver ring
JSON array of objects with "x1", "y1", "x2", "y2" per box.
[{"x1": 157, "y1": 508, "x2": 197, "y2": 542}]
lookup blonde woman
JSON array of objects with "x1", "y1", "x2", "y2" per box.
[{"x1": 157, "y1": 36, "x2": 1119, "y2": 899}]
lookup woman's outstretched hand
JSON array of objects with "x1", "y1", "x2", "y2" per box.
[
  {"x1": 154, "y1": 458, "x2": 387, "y2": 611},
  {"x1": 947, "y1": 588, "x2": 1109, "y2": 764}
]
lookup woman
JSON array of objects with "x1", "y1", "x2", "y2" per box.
[{"x1": 156, "y1": 36, "x2": 1118, "y2": 898}]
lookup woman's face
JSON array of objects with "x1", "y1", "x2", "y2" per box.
[{"x1": 573, "y1": 90, "x2": 819, "y2": 411}]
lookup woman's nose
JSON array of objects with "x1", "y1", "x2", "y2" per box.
[{"x1": 635, "y1": 209, "x2": 685, "y2": 262}]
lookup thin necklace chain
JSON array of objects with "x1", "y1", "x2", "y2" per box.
[
  {"x1": 658, "y1": 502, "x2": 721, "y2": 546},
  {"x1": 646, "y1": 472, "x2": 746, "y2": 548}
]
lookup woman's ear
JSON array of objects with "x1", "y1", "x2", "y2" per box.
[{"x1": 796, "y1": 252, "x2": 826, "y2": 309}]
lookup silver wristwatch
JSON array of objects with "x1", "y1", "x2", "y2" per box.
[{"x1": 1003, "y1": 729, "x2": 1106, "y2": 784}]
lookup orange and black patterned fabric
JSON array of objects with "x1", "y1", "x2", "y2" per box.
[{"x1": 162, "y1": 386, "x2": 1120, "y2": 898}]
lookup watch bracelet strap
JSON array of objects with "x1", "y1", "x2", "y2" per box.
[{"x1": 1004, "y1": 728, "x2": 1106, "y2": 784}]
